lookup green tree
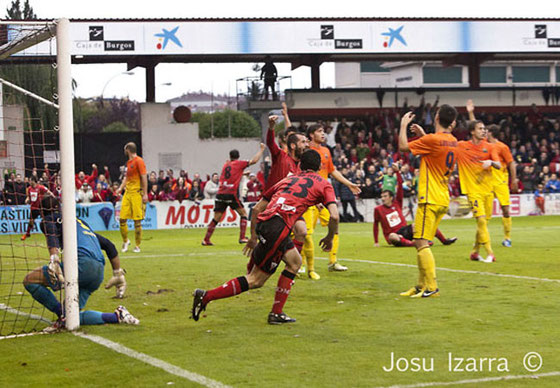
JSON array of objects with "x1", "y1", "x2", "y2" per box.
[
  {"x1": 193, "y1": 110, "x2": 261, "y2": 139},
  {"x1": 1, "y1": 0, "x2": 56, "y2": 132}
]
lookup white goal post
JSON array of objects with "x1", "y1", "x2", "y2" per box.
[{"x1": 0, "y1": 18, "x2": 79, "y2": 331}]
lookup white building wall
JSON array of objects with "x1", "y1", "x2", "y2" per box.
[
  {"x1": 0, "y1": 105, "x2": 25, "y2": 176},
  {"x1": 141, "y1": 103, "x2": 261, "y2": 177},
  {"x1": 334, "y1": 63, "x2": 361, "y2": 88}
]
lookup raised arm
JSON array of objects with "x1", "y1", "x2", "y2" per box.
[
  {"x1": 266, "y1": 115, "x2": 281, "y2": 158},
  {"x1": 466, "y1": 99, "x2": 476, "y2": 121},
  {"x1": 398, "y1": 112, "x2": 416, "y2": 152},
  {"x1": 248, "y1": 143, "x2": 266, "y2": 166},
  {"x1": 281, "y1": 102, "x2": 292, "y2": 130}
]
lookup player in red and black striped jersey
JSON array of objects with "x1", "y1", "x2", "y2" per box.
[
  {"x1": 192, "y1": 149, "x2": 339, "y2": 325},
  {"x1": 202, "y1": 143, "x2": 266, "y2": 246},
  {"x1": 373, "y1": 166, "x2": 456, "y2": 247},
  {"x1": 21, "y1": 176, "x2": 53, "y2": 241},
  {"x1": 264, "y1": 115, "x2": 309, "y2": 254}
]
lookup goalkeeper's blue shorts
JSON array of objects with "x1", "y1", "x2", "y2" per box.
[{"x1": 43, "y1": 254, "x2": 104, "y2": 309}]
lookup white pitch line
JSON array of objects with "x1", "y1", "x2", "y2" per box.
[
  {"x1": 73, "y1": 332, "x2": 231, "y2": 388},
  {"x1": 376, "y1": 371, "x2": 560, "y2": 388},
  {"x1": 1, "y1": 303, "x2": 230, "y2": 388},
  {"x1": 0, "y1": 303, "x2": 53, "y2": 323},
  {"x1": 316, "y1": 257, "x2": 560, "y2": 284}
]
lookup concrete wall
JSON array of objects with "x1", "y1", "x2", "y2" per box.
[
  {"x1": 0, "y1": 105, "x2": 25, "y2": 176},
  {"x1": 141, "y1": 103, "x2": 262, "y2": 177},
  {"x1": 287, "y1": 89, "x2": 548, "y2": 110}
]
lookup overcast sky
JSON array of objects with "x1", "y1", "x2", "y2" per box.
[{"x1": 2, "y1": 0, "x2": 558, "y2": 102}]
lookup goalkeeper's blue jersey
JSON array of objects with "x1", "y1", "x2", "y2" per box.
[{"x1": 76, "y1": 219, "x2": 105, "y2": 265}]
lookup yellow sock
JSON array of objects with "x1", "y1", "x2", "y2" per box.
[
  {"x1": 502, "y1": 217, "x2": 512, "y2": 240},
  {"x1": 328, "y1": 234, "x2": 339, "y2": 265},
  {"x1": 471, "y1": 222, "x2": 480, "y2": 254},
  {"x1": 476, "y1": 217, "x2": 493, "y2": 256},
  {"x1": 416, "y1": 257, "x2": 426, "y2": 289},
  {"x1": 134, "y1": 221, "x2": 142, "y2": 247},
  {"x1": 418, "y1": 246, "x2": 437, "y2": 291},
  {"x1": 303, "y1": 235, "x2": 315, "y2": 272},
  {"x1": 120, "y1": 220, "x2": 128, "y2": 242}
]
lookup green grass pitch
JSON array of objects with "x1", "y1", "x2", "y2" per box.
[{"x1": 1, "y1": 216, "x2": 559, "y2": 387}]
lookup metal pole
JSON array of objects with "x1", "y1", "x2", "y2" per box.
[{"x1": 56, "y1": 18, "x2": 79, "y2": 331}]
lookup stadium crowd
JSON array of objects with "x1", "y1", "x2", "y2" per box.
[{"x1": 1, "y1": 104, "x2": 559, "y2": 214}]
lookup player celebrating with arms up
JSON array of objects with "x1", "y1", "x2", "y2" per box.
[
  {"x1": 398, "y1": 106, "x2": 458, "y2": 298},
  {"x1": 192, "y1": 150, "x2": 339, "y2": 324},
  {"x1": 202, "y1": 143, "x2": 266, "y2": 246}
]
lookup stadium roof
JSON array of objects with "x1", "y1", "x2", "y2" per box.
[{"x1": 3, "y1": 17, "x2": 560, "y2": 100}]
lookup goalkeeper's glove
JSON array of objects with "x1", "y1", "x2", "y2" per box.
[
  {"x1": 105, "y1": 268, "x2": 126, "y2": 298},
  {"x1": 47, "y1": 254, "x2": 64, "y2": 289}
]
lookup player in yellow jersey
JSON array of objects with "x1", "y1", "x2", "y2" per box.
[
  {"x1": 456, "y1": 119, "x2": 501, "y2": 263},
  {"x1": 486, "y1": 124, "x2": 518, "y2": 247},
  {"x1": 117, "y1": 142, "x2": 148, "y2": 253},
  {"x1": 301, "y1": 124, "x2": 361, "y2": 280},
  {"x1": 398, "y1": 105, "x2": 458, "y2": 298}
]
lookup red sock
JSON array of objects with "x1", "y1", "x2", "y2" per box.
[
  {"x1": 239, "y1": 217, "x2": 248, "y2": 239},
  {"x1": 292, "y1": 239, "x2": 303, "y2": 253},
  {"x1": 25, "y1": 220, "x2": 34, "y2": 235},
  {"x1": 399, "y1": 236, "x2": 415, "y2": 247},
  {"x1": 204, "y1": 219, "x2": 217, "y2": 242},
  {"x1": 435, "y1": 229, "x2": 446, "y2": 243},
  {"x1": 272, "y1": 270, "x2": 295, "y2": 314},
  {"x1": 203, "y1": 276, "x2": 249, "y2": 304}
]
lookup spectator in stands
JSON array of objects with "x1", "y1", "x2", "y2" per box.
[
  {"x1": 157, "y1": 170, "x2": 167, "y2": 191},
  {"x1": 75, "y1": 164, "x2": 98, "y2": 189},
  {"x1": 4, "y1": 173, "x2": 27, "y2": 205},
  {"x1": 97, "y1": 170, "x2": 110, "y2": 190},
  {"x1": 148, "y1": 184, "x2": 159, "y2": 202},
  {"x1": 91, "y1": 183, "x2": 105, "y2": 203},
  {"x1": 172, "y1": 177, "x2": 190, "y2": 202},
  {"x1": 520, "y1": 165, "x2": 537, "y2": 193},
  {"x1": 188, "y1": 180, "x2": 204, "y2": 202},
  {"x1": 381, "y1": 165, "x2": 397, "y2": 194},
  {"x1": 204, "y1": 173, "x2": 219, "y2": 200},
  {"x1": 534, "y1": 184, "x2": 545, "y2": 215},
  {"x1": 448, "y1": 174, "x2": 461, "y2": 198},
  {"x1": 148, "y1": 171, "x2": 158, "y2": 191},
  {"x1": 158, "y1": 182, "x2": 175, "y2": 201},
  {"x1": 104, "y1": 182, "x2": 121, "y2": 205},
  {"x1": 546, "y1": 173, "x2": 560, "y2": 193},
  {"x1": 360, "y1": 177, "x2": 378, "y2": 199},
  {"x1": 335, "y1": 167, "x2": 364, "y2": 222},
  {"x1": 77, "y1": 182, "x2": 94, "y2": 203},
  {"x1": 245, "y1": 173, "x2": 263, "y2": 203}
]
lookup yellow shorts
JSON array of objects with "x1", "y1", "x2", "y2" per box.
[
  {"x1": 303, "y1": 205, "x2": 330, "y2": 234},
  {"x1": 120, "y1": 191, "x2": 145, "y2": 220},
  {"x1": 493, "y1": 184, "x2": 510, "y2": 207},
  {"x1": 413, "y1": 203, "x2": 447, "y2": 241},
  {"x1": 467, "y1": 193, "x2": 494, "y2": 220}
]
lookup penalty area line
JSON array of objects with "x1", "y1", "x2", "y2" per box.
[{"x1": 375, "y1": 370, "x2": 560, "y2": 388}]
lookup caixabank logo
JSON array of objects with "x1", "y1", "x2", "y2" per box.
[
  {"x1": 522, "y1": 25, "x2": 560, "y2": 48},
  {"x1": 86, "y1": 25, "x2": 135, "y2": 52},
  {"x1": 380, "y1": 25, "x2": 407, "y2": 48},
  {"x1": 307, "y1": 25, "x2": 363, "y2": 49}
]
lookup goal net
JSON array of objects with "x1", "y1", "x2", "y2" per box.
[{"x1": 0, "y1": 19, "x2": 78, "y2": 338}]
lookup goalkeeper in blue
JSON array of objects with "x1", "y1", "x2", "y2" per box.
[{"x1": 23, "y1": 196, "x2": 139, "y2": 331}]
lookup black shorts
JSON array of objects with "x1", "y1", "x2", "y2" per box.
[
  {"x1": 30, "y1": 209, "x2": 41, "y2": 220},
  {"x1": 251, "y1": 216, "x2": 294, "y2": 274},
  {"x1": 214, "y1": 194, "x2": 242, "y2": 213},
  {"x1": 396, "y1": 224, "x2": 413, "y2": 241}
]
